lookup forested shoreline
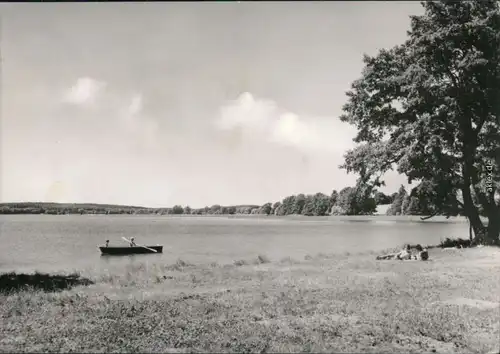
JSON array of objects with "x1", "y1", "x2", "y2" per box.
[{"x1": 0, "y1": 185, "x2": 454, "y2": 217}]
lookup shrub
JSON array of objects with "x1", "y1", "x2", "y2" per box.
[{"x1": 439, "y1": 238, "x2": 471, "y2": 248}]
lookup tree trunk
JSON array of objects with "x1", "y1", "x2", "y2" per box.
[
  {"x1": 459, "y1": 119, "x2": 488, "y2": 243},
  {"x1": 468, "y1": 213, "x2": 487, "y2": 245},
  {"x1": 485, "y1": 207, "x2": 500, "y2": 245},
  {"x1": 461, "y1": 186, "x2": 486, "y2": 244},
  {"x1": 469, "y1": 219, "x2": 473, "y2": 243}
]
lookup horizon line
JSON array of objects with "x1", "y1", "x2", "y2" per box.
[{"x1": 0, "y1": 201, "x2": 264, "y2": 210}]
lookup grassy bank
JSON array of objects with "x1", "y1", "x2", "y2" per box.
[{"x1": 1, "y1": 247, "x2": 499, "y2": 353}]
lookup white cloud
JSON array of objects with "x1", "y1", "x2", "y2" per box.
[
  {"x1": 61, "y1": 77, "x2": 158, "y2": 152},
  {"x1": 121, "y1": 93, "x2": 158, "y2": 150},
  {"x1": 121, "y1": 93, "x2": 143, "y2": 126},
  {"x1": 216, "y1": 92, "x2": 275, "y2": 131},
  {"x1": 127, "y1": 93, "x2": 143, "y2": 116},
  {"x1": 215, "y1": 92, "x2": 357, "y2": 154},
  {"x1": 63, "y1": 77, "x2": 106, "y2": 106}
]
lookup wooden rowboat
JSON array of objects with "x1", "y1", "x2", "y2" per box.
[{"x1": 99, "y1": 246, "x2": 163, "y2": 255}]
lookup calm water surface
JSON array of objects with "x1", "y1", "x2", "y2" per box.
[{"x1": 0, "y1": 215, "x2": 468, "y2": 274}]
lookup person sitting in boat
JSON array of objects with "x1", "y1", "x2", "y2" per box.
[
  {"x1": 105, "y1": 240, "x2": 109, "y2": 247},
  {"x1": 130, "y1": 237, "x2": 137, "y2": 247}
]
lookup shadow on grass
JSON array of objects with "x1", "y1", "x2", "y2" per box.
[{"x1": 0, "y1": 272, "x2": 94, "y2": 294}]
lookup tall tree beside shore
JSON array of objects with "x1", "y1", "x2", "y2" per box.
[
  {"x1": 258, "y1": 203, "x2": 273, "y2": 215},
  {"x1": 340, "y1": 1, "x2": 500, "y2": 244},
  {"x1": 281, "y1": 196, "x2": 296, "y2": 215},
  {"x1": 172, "y1": 205, "x2": 184, "y2": 215},
  {"x1": 401, "y1": 195, "x2": 411, "y2": 216},
  {"x1": 300, "y1": 193, "x2": 331, "y2": 216},
  {"x1": 330, "y1": 190, "x2": 339, "y2": 207},
  {"x1": 302, "y1": 195, "x2": 316, "y2": 216},
  {"x1": 387, "y1": 185, "x2": 408, "y2": 216},
  {"x1": 313, "y1": 192, "x2": 331, "y2": 216},
  {"x1": 374, "y1": 191, "x2": 392, "y2": 205},
  {"x1": 335, "y1": 184, "x2": 376, "y2": 216},
  {"x1": 292, "y1": 194, "x2": 306, "y2": 215},
  {"x1": 405, "y1": 196, "x2": 421, "y2": 215},
  {"x1": 271, "y1": 202, "x2": 281, "y2": 216}
]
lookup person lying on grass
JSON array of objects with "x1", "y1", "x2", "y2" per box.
[
  {"x1": 412, "y1": 244, "x2": 429, "y2": 261},
  {"x1": 376, "y1": 244, "x2": 429, "y2": 261},
  {"x1": 376, "y1": 244, "x2": 411, "y2": 260}
]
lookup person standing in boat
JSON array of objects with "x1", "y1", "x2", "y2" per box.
[
  {"x1": 130, "y1": 237, "x2": 137, "y2": 247},
  {"x1": 105, "y1": 240, "x2": 109, "y2": 247}
]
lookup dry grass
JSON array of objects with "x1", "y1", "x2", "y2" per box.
[{"x1": 1, "y1": 247, "x2": 499, "y2": 353}]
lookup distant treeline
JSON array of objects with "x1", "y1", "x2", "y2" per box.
[
  {"x1": 1, "y1": 187, "x2": 430, "y2": 216},
  {"x1": 0, "y1": 203, "x2": 148, "y2": 215},
  {"x1": 0, "y1": 185, "x2": 444, "y2": 217}
]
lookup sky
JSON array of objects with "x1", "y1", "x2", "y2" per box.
[{"x1": 1, "y1": 2, "x2": 424, "y2": 208}]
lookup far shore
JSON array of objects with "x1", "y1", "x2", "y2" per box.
[
  {"x1": 0, "y1": 212, "x2": 472, "y2": 223},
  {"x1": 0, "y1": 203, "x2": 481, "y2": 224},
  {"x1": 0, "y1": 214, "x2": 472, "y2": 223}
]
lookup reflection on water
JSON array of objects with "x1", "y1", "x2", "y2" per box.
[{"x1": 100, "y1": 253, "x2": 164, "y2": 263}]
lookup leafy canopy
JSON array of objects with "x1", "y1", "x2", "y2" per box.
[{"x1": 340, "y1": 1, "x2": 500, "y2": 227}]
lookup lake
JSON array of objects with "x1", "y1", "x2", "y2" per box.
[{"x1": 0, "y1": 214, "x2": 469, "y2": 275}]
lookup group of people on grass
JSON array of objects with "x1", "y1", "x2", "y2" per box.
[{"x1": 376, "y1": 244, "x2": 429, "y2": 261}]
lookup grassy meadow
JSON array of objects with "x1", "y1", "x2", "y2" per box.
[{"x1": 1, "y1": 246, "x2": 499, "y2": 353}]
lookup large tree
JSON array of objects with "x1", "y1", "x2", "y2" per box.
[
  {"x1": 387, "y1": 185, "x2": 408, "y2": 216},
  {"x1": 374, "y1": 191, "x2": 392, "y2": 205},
  {"x1": 405, "y1": 196, "x2": 424, "y2": 215},
  {"x1": 172, "y1": 205, "x2": 184, "y2": 215},
  {"x1": 313, "y1": 192, "x2": 331, "y2": 216},
  {"x1": 336, "y1": 184, "x2": 377, "y2": 216},
  {"x1": 258, "y1": 203, "x2": 273, "y2": 215},
  {"x1": 340, "y1": 1, "x2": 500, "y2": 244},
  {"x1": 302, "y1": 193, "x2": 331, "y2": 216},
  {"x1": 302, "y1": 195, "x2": 316, "y2": 216},
  {"x1": 330, "y1": 190, "x2": 339, "y2": 207},
  {"x1": 271, "y1": 202, "x2": 281, "y2": 216},
  {"x1": 281, "y1": 196, "x2": 296, "y2": 215},
  {"x1": 292, "y1": 194, "x2": 307, "y2": 215}
]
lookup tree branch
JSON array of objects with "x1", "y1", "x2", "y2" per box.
[
  {"x1": 474, "y1": 117, "x2": 487, "y2": 136},
  {"x1": 420, "y1": 212, "x2": 438, "y2": 220}
]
